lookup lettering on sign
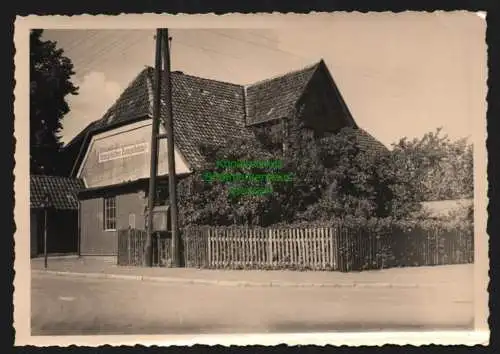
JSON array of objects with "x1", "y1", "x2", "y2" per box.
[{"x1": 98, "y1": 142, "x2": 149, "y2": 163}]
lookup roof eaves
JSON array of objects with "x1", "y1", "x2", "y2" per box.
[{"x1": 70, "y1": 128, "x2": 92, "y2": 178}]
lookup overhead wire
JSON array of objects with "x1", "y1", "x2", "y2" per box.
[
  {"x1": 206, "y1": 29, "x2": 308, "y2": 62},
  {"x1": 66, "y1": 31, "x2": 125, "y2": 63},
  {"x1": 60, "y1": 29, "x2": 305, "y2": 80},
  {"x1": 244, "y1": 30, "x2": 280, "y2": 44},
  {"x1": 174, "y1": 38, "x2": 246, "y2": 62},
  {"x1": 70, "y1": 31, "x2": 152, "y2": 75},
  {"x1": 61, "y1": 30, "x2": 103, "y2": 53},
  {"x1": 173, "y1": 37, "x2": 239, "y2": 79}
]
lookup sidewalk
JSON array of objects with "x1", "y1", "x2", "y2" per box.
[{"x1": 31, "y1": 256, "x2": 473, "y2": 289}]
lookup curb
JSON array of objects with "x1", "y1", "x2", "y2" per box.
[{"x1": 32, "y1": 269, "x2": 431, "y2": 289}]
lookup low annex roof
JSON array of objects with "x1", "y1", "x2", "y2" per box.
[{"x1": 30, "y1": 175, "x2": 85, "y2": 210}]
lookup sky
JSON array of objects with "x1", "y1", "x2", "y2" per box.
[{"x1": 41, "y1": 12, "x2": 487, "y2": 148}]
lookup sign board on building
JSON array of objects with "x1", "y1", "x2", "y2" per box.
[
  {"x1": 78, "y1": 121, "x2": 190, "y2": 188},
  {"x1": 98, "y1": 143, "x2": 149, "y2": 163}
]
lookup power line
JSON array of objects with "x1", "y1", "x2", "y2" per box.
[
  {"x1": 70, "y1": 32, "x2": 150, "y2": 75},
  {"x1": 174, "y1": 39, "x2": 245, "y2": 62},
  {"x1": 66, "y1": 31, "x2": 124, "y2": 63},
  {"x1": 173, "y1": 37, "x2": 239, "y2": 79},
  {"x1": 84, "y1": 34, "x2": 149, "y2": 69},
  {"x1": 207, "y1": 30, "x2": 307, "y2": 62},
  {"x1": 242, "y1": 30, "x2": 280, "y2": 44},
  {"x1": 60, "y1": 29, "x2": 305, "y2": 80},
  {"x1": 62, "y1": 30, "x2": 103, "y2": 53},
  {"x1": 73, "y1": 32, "x2": 140, "y2": 66}
]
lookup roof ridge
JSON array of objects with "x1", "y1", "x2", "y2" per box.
[
  {"x1": 143, "y1": 65, "x2": 243, "y2": 88},
  {"x1": 31, "y1": 174, "x2": 82, "y2": 180},
  {"x1": 244, "y1": 59, "x2": 323, "y2": 89}
]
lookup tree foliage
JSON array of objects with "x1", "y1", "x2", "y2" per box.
[
  {"x1": 30, "y1": 29, "x2": 78, "y2": 175},
  {"x1": 391, "y1": 128, "x2": 473, "y2": 202},
  {"x1": 292, "y1": 127, "x2": 420, "y2": 222},
  {"x1": 177, "y1": 125, "x2": 421, "y2": 228}
]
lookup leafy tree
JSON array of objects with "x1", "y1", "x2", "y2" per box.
[
  {"x1": 295, "y1": 127, "x2": 420, "y2": 221},
  {"x1": 30, "y1": 29, "x2": 78, "y2": 175},
  {"x1": 178, "y1": 136, "x2": 282, "y2": 227},
  {"x1": 177, "y1": 126, "x2": 420, "y2": 227},
  {"x1": 391, "y1": 128, "x2": 473, "y2": 202}
]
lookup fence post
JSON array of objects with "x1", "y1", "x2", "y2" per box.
[
  {"x1": 127, "y1": 227, "x2": 131, "y2": 266},
  {"x1": 207, "y1": 226, "x2": 211, "y2": 268},
  {"x1": 267, "y1": 229, "x2": 272, "y2": 266},
  {"x1": 328, "y1": 227, "x2": 333, "y2": 270},
  {"x1": 435, "y1": 228, "x2": 439, "y2": 265}
]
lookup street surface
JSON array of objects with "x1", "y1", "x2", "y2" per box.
[{"x1": 31, "y1": 273, "x2": 474, "y2": 335}]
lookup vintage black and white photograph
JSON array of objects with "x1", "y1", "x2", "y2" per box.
[{"x1": 14, "y1": 12, "x2": 488, "y2": 346}]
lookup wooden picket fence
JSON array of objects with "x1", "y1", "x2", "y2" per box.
[
  {"x1": 183, "y1": 225, "x2": 392, "y2": 271},
  {"x1": 117, "y1": 223, "x2": 473, "y2": 271},
  {"x1": 391, "y1": 225, "x2": 474, "y2": 267},
  {"x1": 117, "y1": 228, "x2": 172, "y2": 267},
  {"x1": 182, "y1": 224, "x2": 473, "y2": 271}
]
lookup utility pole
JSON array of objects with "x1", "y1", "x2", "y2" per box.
[
  {"x1": 42, "y1": 191, "x2": 51, "y2": 269},
  {"x1": 161, "y1": 29, "x2": 181, "y2": 267},
  {"x1": 145, "y1": 29, "x2": 163, "y2": 267}
]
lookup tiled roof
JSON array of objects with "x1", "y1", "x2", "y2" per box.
[
  {"x1": 355, "y1": 128, "x2": 389, "y2": 155},
  {"x1": 30, "y1": 175, "x2": 85, "y2": 210},
  {"x1": 67, "y1": 59, "x2": 387, "y2": 175},
  {"x1": 68, "y1": 68, "x2": 256, "y2": 172},
  {"x1": 154, "y1": 69, "x2": 254, "y2": 169},
  {"x1": 66, "y1": 70, "x2": 153, "y2": 149},
  {"x1": 245, "y1": 61, "x2": 320, "y2": 126}
]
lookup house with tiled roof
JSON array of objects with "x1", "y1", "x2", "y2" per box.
[
  {"x1": 66, "y1": 59, "x2": 387, "y2": 257},
  {"x1": 30, "y1": 175, "x2": 85, "y2": 257}
]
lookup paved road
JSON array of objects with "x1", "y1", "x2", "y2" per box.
[{"x1": 31, "y1": 273, "x2": 474, "y2": 335}]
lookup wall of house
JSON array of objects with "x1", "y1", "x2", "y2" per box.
[
  {"x1": 296, "y1": 65, "x2": 354, "y2": 135},
  {"x1": 49, "y1": 210, "x2": 79, "y2": 254},
  {"x1": 30, "y1": 209, "x2": 79, "y2": 256},
  {"x1": 253, "y1": 120, "x2": 286, "y2": 153},
  {"x1": 80, "y1": 190, "x2": 147, "y2": 256},
  {"x1": 78, "y1": 120, "x2": 190, "y2": 189},
  {"x1": 421, "y1": 198, "x2": 473, "y2": 219}
]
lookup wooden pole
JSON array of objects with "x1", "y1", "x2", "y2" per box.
[
  {"x1": 161, "y1": 29, "x2": 181, "y2": 267},
  {"x1": 44, "y1": 208, "x2": 48, "y2": 269},
  {"x1": 145, "y1": 29, "x2": 163, "y2": 267},
  {"x1": 77, "y1": 200, "x2": 81, "y2": 257}
]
